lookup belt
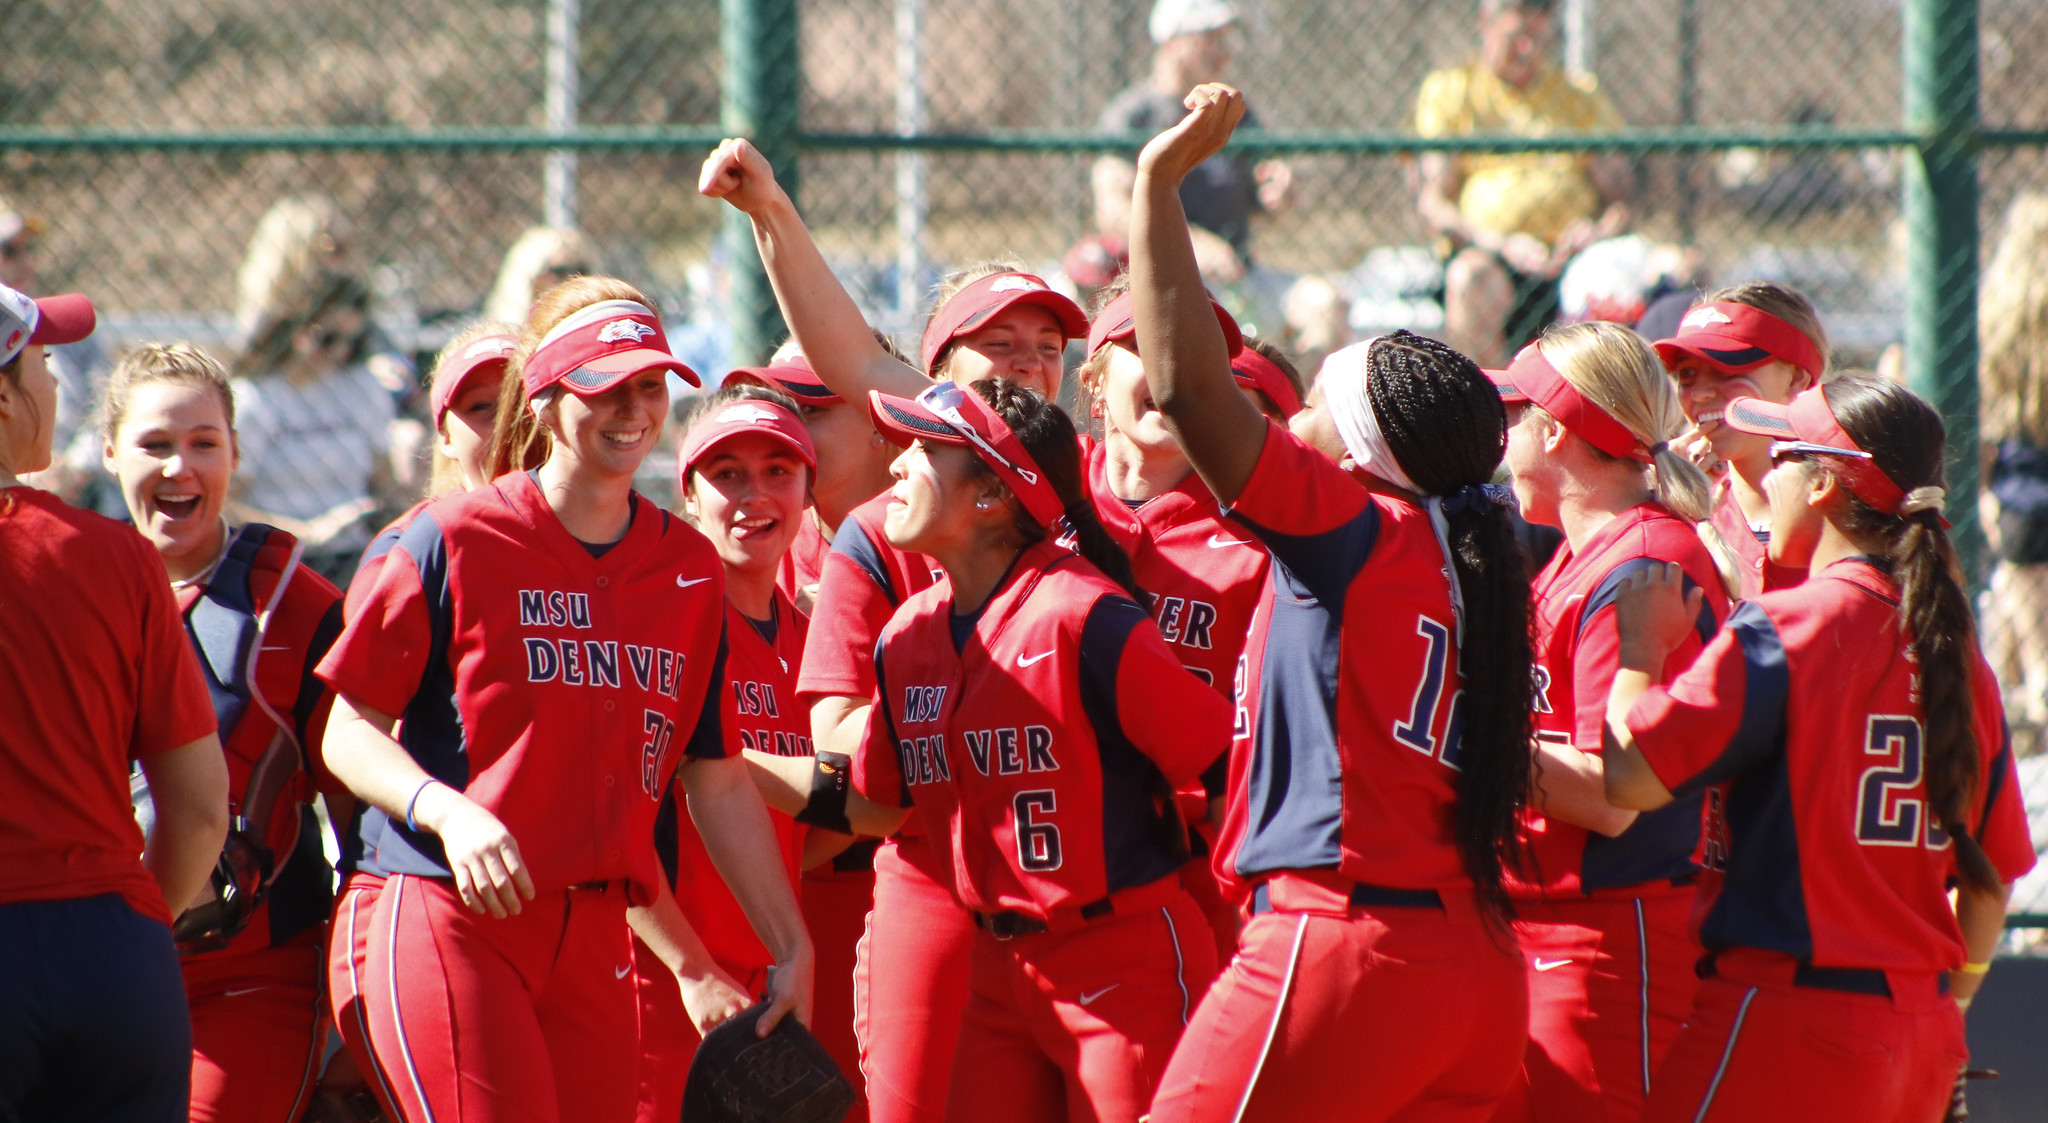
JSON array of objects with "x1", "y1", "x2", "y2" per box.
[
  {"x1": 969, "y1": 877, "x2": 1182, "y2": 941},
  {"x1": 973, "y1": 897, "x2": 1115, "y2": 941},
  {"x1": 1250, "y1": 879, "x2": 1442, "y2": 915},
  {"x1": 1700, "y1": 952, "x2": 1950, "y2": 999},
  {"x1": 571, "y1": 879, "x2": 618, "y2": 893}
]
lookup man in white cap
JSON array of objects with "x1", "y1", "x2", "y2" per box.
[{"x1": 1092, "y1": 0, "x2": 1292, "y2": 273}]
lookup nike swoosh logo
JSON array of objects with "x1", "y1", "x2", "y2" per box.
[
  {"x1": 1207, "y1": 534, "x2": 1252, "y2": 549},
  {"x1": 1017, "y1": 650, "x2": 1057, "y2": 668},
  {"x1": 1533, "y1": 958, "x2": 1572, "y2": 972},
  {"x1": 677, "y1": 576, "x2": 713, "y2": 588},
  {"x1": 615, "y1": 963, "x2": 632, "y2": 979},
  {"x1": 1078, "y1": 984, "x2": 1119, "y2": 1006},
  {"x1": 223, "y1": 986, "x2": 268, "y2": 997}
]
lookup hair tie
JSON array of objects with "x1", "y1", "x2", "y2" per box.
[
  {"x1": 1438, "y1": 483, "x2": 1497, "y2": 518},
  {"x1": 1897, "y1": 486, "x2": 1946, "y2": 517},
  {"x1": 1646, "y1": 439, "x2": 1670, "y2": 458}
]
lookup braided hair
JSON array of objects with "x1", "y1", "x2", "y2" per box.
[{"x1": 1363, "y1": 330, "x2": 1536, "y2": 930}]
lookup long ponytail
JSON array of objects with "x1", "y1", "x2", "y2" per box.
[
  {"x1": 1365, "y1": 332, "x2": 1535, "y2": 931},
  {"x1": 1825, "y1": 374, "x2": 2001, "y2": 893}
]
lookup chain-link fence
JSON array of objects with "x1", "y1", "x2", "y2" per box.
[{"x1": 8, "y1": 0, "x2": 2048, "y2": 920}]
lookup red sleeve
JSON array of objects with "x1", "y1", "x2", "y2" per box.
[
  {"x1": 131, "y1": 539, "x2": 217, "y2": 758},
  {"x1": 796, "y1": 546, "x2": 898, "y2": 702},
  {"x1": 1572, "y1": 605, "x2": 1705, "y2": 751},
  {"x1": 1226, "y1": 421, "x2": 1370, "y2": 538},
  {"x1": 1107, "y1": 608, "x2": 1232, "y2": 790},
  {"x1": 315, "y1": 543, "x2": 435, "y2": 719},
  {"x1": 1973, "y1": 661, "x2": 2038, "y2": 884},
  {"x1": 1624, "y1": 622, "x2": 1759, "y2": 795}
]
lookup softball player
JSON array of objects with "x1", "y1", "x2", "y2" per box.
[
  {"x1": 851, "y1": 378, "x2": 1227, "y2": 1122},
  {"x1": 702, "y1": 135, "x2": 1091, "y2": 1123},
  {"x1": 632, "y1": 384, "x2": 822, "y2": 1123},
  {"x1": 326, "y1": 322, "x2": 517, "y2": 1116},
  {"x1": 98, "y1": 343, "x2": 346, "y2": 1123},
  {"x1": 1129, "y1": 86, "x2": 1539, "y2": 1123},
  {"x1": 1605, "y1": 375, "x2": 2035, "y2": 1122},
  {"x1": 316, "y1": 276, "x2": 811, "y2": 1123},
  {"x1": 0, "y1": 286, "x2": 230, "y2": 1122},
  {"x1": 1486, "y1": 324, "x2": 1730, "y2": 1123},
  {"x1": 1653, "y1": 282, "x2": 1831, "y2": 599}
]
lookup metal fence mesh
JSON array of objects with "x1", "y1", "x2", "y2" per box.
[{"x1": 7, "y1": 1, "x2": 2048, "y2": 918}]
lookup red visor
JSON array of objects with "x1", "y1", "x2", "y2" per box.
[
  {"x1": 522, "y1": 299, "x2": 700, "y2": 397},
  {"x1": 1721, "y1": 388, "x2": 1908, "y2": 514},
  {"x1": 920, "y1": 272, "x2": 1089, "y2": 374},
  {"x1": 724, "y1": 356, "x2": 841, "y2": 407},
  {"x1": 1653, "y1": 302, "x2": 1825, "y2": 380},
  {"x1": 431, "y1": 333, "x2": 518, "y2": 427},
  {"x1": 1230, "y1": 346, "x2": 1302, "y2": 418},
  {"x1": 868, "y1": 383, "x2": 1067, "y2": 529},
  {"x1": 1084, "y1": 291, "x2": 1244, "y2": 360},
  {"x1": 679, "y1": 398, "x2": 817, "y2": 480},
  {"x1": 1488, "y1": 343, "x2": 1653, "y2": 463},
  {"x1": 0, "y1": 286, "x2": 95, "y2": 368}
]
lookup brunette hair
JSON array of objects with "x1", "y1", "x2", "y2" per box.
[
  {"x1": 1822, "y1": 373, "x2": 2001, "y2": 893},
  {"x1": 1239, "y1": 337, "x2": 1307, "y2": 420},
  {"x1": 99, "y1": 344, "x2": 238, "y2": 444},
  {"x1": 486, "y1": 275, "x2": 657, "y2": 479},
  {"x1": 1360, "y1": 330, "x2": 1535, "y2": 930},
  {"x1": 961, "y1": 378, "x2": 1145, "y2": 605}
]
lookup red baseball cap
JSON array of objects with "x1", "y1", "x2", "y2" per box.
[
  {"x1": 920, "y1": 272, "x2": 1088, "y2": 375},
  {"x1": 867, "y1": 382, "x2": 1066, "y2": 529},
  {"x1": 724, "y1": 354, "x2": 842, "y2": 407},
  {"x1": 522, "y1": 298, "x2": 699, "y2": 397},
  {"x1": 430, "y1": 332, "x2": 518, "y2": 428},
  {"x1": 1721, "y1": 387, "x2": 1912, "y2": 516},
  {"x1": 1230, "y1": 346, "x2": 1302, "y2": 418},
  {"x1": 0, "y1": 284, "x2": 94, "y2": 368},
  {"x1": 1084, "y1": 291, "x2": 1244, "y2": 360},
  {"x1": 1653, "y1": 302, "x2": 1826, "y2": 380},
  {"x1": 1487, "y1": 343, "x2": 1654, "y2": 463},
  {"x1": 678, "y1": 397, "x2": 818, "y2": 482}
]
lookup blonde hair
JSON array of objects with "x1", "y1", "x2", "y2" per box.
[
  {"x1": 1981, "y1": 192, "x2": 2048, "y2": 448},
  {"x1": 1539, "y1": 321, "x2": 1744, "y2": 592},
  {"x1": 924, "y1": 259, "x2": 1028, "y2": 381},
  {"x1": 99, "y1": 344, "x2": 237, "y2": 444},
  {"x1": 426, "y1": 319, "x2": 521, "y2": 497},
  {"x1": 1699, "y1": 280, "x2": 1833, "y2": 382},
  {"x1": 484, "y1": 226, "x2": 597, "y2": 325},
  {"x1": 487, "y1": 275, "x2": 655, "y2": 479},
  {"x1": 235, "y1": 196, "x2": 349, "y2": 338}
]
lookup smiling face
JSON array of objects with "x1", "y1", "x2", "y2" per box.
[
  {"x1": 1090, "y1": 342, "x2": 1183, "y2": 457},
  {"x1": 883, "y1": 439, "x2": 990, "y2": 556},
  {"x1": 547, "y1": 369, "x2": 669, "y2": 481},
  {"x1": 683, "y1": 432, "x2": 809, "y2": 579},
  {"x1": 940, "y1": 305, "x2": 1067, "y2": 401},
  {"x1": 104, "y1": 378, "x2": 236, "y2": 567},
  {"x1": 439, "y1": 378, "x2": 500, "y2": 490},
  {"x1": 1670, "y1": 356, "x2": 1808, "y2": 463}
]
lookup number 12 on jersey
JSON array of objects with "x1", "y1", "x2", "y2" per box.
[{"x1": 1393, "y1": 615, "x2": 1467, "y2": 770}]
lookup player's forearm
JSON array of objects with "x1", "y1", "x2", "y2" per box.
[
  {"x1": 749, "y1": 198, "x2": 924, "y2": 396},
  {"x1": 1531, "y1": 739, "x2": 1639, "y2": 837},
  {"x1": 1601, "y1": 668, "x2": 1674, "y2": 811},
  {"x1": 684, "y1": 755, "x2": 815, "y2": 966},
  {"x1": 626, "y1": 878, "x2": 737, "y2": 984},
  {"x1": 139, "y1": 734, "x2": 231, "y2": 915},
  {"x1": 740, "y1": 749, "x2": 908, "y2": 838},
  {"x1": 1952, "y1": 880, "x2": 2012, "y2": 1003},
  {"x1": 322, "y1": 693, "x2": 439, "y2": 821}
]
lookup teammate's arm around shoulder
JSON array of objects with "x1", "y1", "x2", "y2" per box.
[
  {"x1": 138, "y1": 733, "x2": 230, "y2": 917},
  {"x1": 1129, "y1": 82, "x2": 1266, "y2": 506},
  {"x1": 699, "y1": 138, "x2": 924, "y2": 399},
  {"x1": 323, "y1": 695, "x2": 536, "y2": 919}
]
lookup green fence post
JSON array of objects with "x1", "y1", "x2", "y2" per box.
[
  {"x1": 721, "y1": 0, "x2": 799, "y2": 367},
  {"x1": 1903, "y1": 0, "x2": 1983, "y2": 578}
]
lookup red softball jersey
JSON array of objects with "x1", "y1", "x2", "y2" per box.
[
  {"x1": 1625, "y1": 558, "x2": 2037, "y2": 971},
  {"x1": 1710, "y1": 476, "x2": 1805, "y2": 601},
  {"x1": 1085, "y1": 440, "x2": 1267, "y2": 697},
  {"x1": 795, "y1": 492, "x2": 939, "y2": 705},
  {"x1": 0, "y1": 488, "x2": 218, "y2": 925},
  {"x1": 855, "y1": 541, "x2": 1231, "y2": 920},
  {"x1": 1210, "y1": 422, "x2": 1479, "y2": 897},
  {"x1": 660, "y1": 591, "x2": 810, "y2": 977},
  {"x1": 344, "y1": 498, "x2": 430, "y2": 622},
  {"x1": 1515, "y1": 502, "x2": 1729, "y2": 898},
  {"x1": 317, "y1": 471, "x2": 729, "y2": 904},
  {"x1": 775, "y1": 512, "x2": 831, "y2": 611}
]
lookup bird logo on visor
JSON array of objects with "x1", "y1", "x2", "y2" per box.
[
  {"x1": 597, "y1": 319, "x2": 658, "y2": 345},
  {"x1": 1681, "y1": 307, "x2": 1734, "y2": 330},
  {"x1": 988, "y1": 276, "x2": 1044, "y2": 294},
  {"x1": 717, "y1": 405, "x2": 781, "y2": 425}
]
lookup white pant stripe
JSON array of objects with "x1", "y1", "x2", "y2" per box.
[
  {"x1": 1230, "y1": 914, "x2": 1308, "y2": 1123},
  {"x1": 342, "y1": 885, "x2": 403, "y2": 1112},
  {"x1": 383, "y1": 876, "x2": 439, "y2": 1123},
  {"x1": 1636, "y1": 898, "x2": 1652, "y2": 1097},
  {"x1": 1693, "y1": 986, "x2": 1759, "y2": 1123},
  {"x1": 1159, "y1": 906, "x2": 1192, "y2": 1025}
]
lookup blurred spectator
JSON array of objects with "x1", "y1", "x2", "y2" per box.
[
  {"x1": 1414, "y1": 0, "x2": 1633, "y2": 366},
  {"x1": 234, "y1": 196, "x2": 353, "y2": 342},
  {"x1": 483, "y1": 225, "x2": 597, "y2": 324},
  {"x1": 1980, "y1": 191, "x2": 2048, "y2": 746},
  {"x1": 227, "y1": 269, "x2": 397, "y2": 582},
  {"x1": 8, "y1": 194, "x2": 116, "y2": 511},
  {"x1": 1086, "y1": 0, "x2": 1293, "y2": 290}
]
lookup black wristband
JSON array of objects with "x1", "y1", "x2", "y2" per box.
[{"x1": 794, "y1": 751, "x2": 854, "y2": 834}]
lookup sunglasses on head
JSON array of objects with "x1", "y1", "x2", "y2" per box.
[
  {"x1": 1769, "y1": 439, "x2": 1871, "y2": 464},
  {"x1": 918, "y1": 382, "x2": 1040, "y2": 485}
]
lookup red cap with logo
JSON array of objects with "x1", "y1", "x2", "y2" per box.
[
  {"x1": 1487, "y1": 342, "x2": 1654, "y2": 463},
  {"x1": 724, "y1": 353, "x2": 842, "y2": 407},
  {"x1": 867, "y1": 382, "x2": 1066, "y2": 529},
  {"x1": 431, "y1": 332, "x2": 518, "y2": 428},
  {"x1": 522, "y1": 299, "x2": 699, "y2": 396},
  {"x1": 920, "y1": 272, "x2": 1088, "y2": 375},
  {"x1": 679, "y1": 397, "x2": 818, "y2": 481},
  {"x1": 0, "y1": 283, "x2": 94, "y2": 369},
  {"x1": 1653, "y1": 301, "x2": 1825, "y2": 380}
]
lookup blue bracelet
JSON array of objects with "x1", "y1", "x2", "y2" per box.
[{"x1": 405, "y1": 779, "x2": 438, "y2": 833}]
